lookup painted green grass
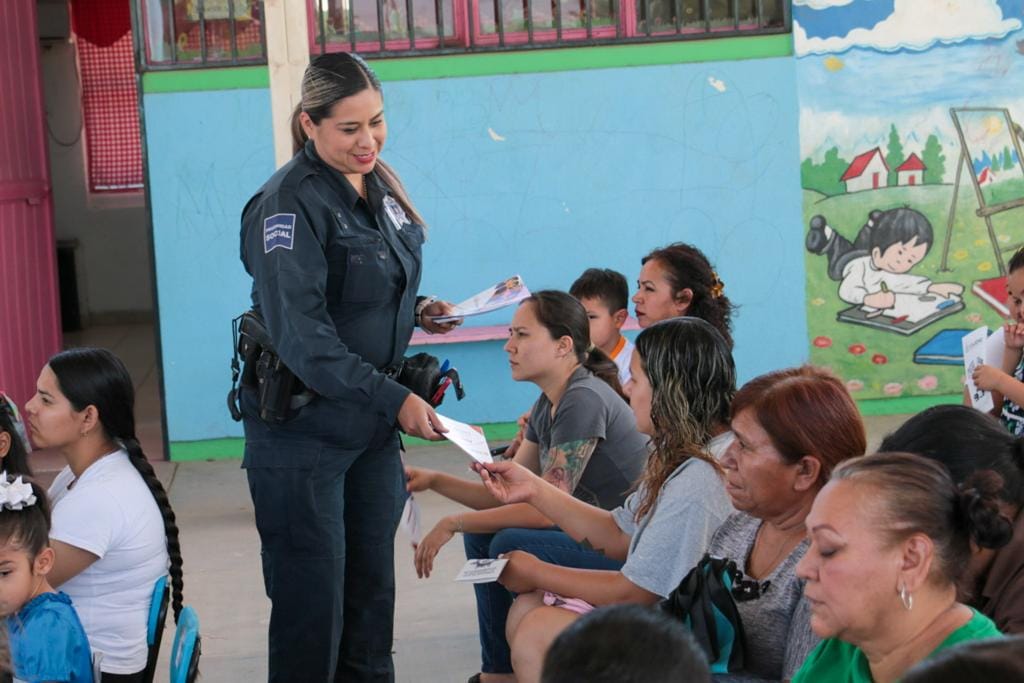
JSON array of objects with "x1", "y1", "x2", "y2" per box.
[
  {"x1": 803, "y1": 184, "x2": 1016, "y2": 401},
  {"x1": 985, "y1": 176, "x2": 1024, "y2": 207}
]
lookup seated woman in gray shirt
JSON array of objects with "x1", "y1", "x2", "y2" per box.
[
  {"x1": 473, "y1": 317, "x2": 737, "y2": 683},
  {"x1": 706, "y1": 365, "x2": 867, "y2": 682},
  {"x1": 406, "y1": 291, "x2": 649, "y2": 682}
]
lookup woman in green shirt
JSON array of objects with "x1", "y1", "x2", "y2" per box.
[{"x1": 793, "y1": 452, "x2": 1009, "y2": 683}]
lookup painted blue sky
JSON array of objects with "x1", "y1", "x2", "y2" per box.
[
  {"x1": 794, "y1": 0, "x2": 1024, "y2": 165},
  {"x1": 794, "y1": 0, "x2": 1022, "y2": 56}
]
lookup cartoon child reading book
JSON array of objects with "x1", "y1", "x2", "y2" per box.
[{"x1": 805, "y1": 207, "x2": 963, "y2": 310}]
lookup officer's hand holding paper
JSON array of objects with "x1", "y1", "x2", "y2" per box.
[
  {"x1": 429, "y1": 275, "x2": 530, "y2": 323},
  {"x1": 433, "y1": 413, "x2": 492, "y2": 464}
]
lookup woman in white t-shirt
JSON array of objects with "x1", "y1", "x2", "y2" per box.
[{"x1": 24, "y1": 347, "x2": 183, "y2": 682}]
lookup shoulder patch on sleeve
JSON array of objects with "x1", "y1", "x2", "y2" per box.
[{"x1": 264, "y1": 213, "x2": 296, "y2": 253}]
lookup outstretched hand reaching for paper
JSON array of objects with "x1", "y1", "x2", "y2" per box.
[{"x1": 472, "y1": 460, "x2": 542, "y2": 505}]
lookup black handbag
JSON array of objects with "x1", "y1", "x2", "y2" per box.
[{"x1": 660, "y1": 554, "x2": 768, "y2": 674}]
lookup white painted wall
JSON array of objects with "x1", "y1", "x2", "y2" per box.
[
  {"x1": 38, "y1": 38, "x2": 154, "y2": 321},
  {"x1": 897, "y1": 169, "x2": 924, "y2": 186}
]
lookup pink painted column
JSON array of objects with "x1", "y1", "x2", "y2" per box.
[{"x1": 0, "y1": 0, "x2": 63, "y2": 406}]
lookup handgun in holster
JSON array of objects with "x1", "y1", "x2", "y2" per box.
[{"x1": 228, "y1": 310, "x2": 313, "y2": 424}]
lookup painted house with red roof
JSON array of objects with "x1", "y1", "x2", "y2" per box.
[
  {"x1": 896, "y1": 153, "x2": 926, "y2": 186},
  {"x1": 841, "y1": 147, "x2": 889, "y2": 193}
]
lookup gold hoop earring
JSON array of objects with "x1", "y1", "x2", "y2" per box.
[{"x1": 898, "y1": 582, "x2": 913, "y2": 611}]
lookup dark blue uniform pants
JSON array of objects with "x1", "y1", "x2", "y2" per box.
[{"x1": 243, "y1": 393, "x2": 405, "y2": 682}]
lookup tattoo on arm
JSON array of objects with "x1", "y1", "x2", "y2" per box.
[{"x1": 541, "y1": 437, "x2": 599, "y2": 495}]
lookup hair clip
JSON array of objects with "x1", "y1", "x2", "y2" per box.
[
  {"x1": 0, "y1": 473, "x2": 36, "y2": 511},
  {"x1": 709, "y1": 272, "x2": 725, "y2": 299},
  {"x1": 0, "y1": 393, "x2": 32, "y2": 454}
]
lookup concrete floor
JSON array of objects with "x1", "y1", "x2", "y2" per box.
[
  {"x1": 160, "y1": 445, "x2": 484, "y2": 683},
  {"x1": 152, "y1": 412, "x2": 910, "y2": 683},
  {"x1": 39, "y1": 323, "x2": 917, "y2": 682}
]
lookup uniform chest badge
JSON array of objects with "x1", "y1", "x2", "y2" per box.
[{"x1": 383, "y1": 195, "x2": 411, "y2": 231}]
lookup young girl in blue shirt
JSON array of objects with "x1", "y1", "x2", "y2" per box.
[{"x1": 0, "y1": 474, "x2": 93, "y2": 682}]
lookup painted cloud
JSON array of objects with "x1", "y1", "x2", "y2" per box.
[
  {"x1": 794, "y1": 0, "x2": 1022, "y2": 57},
  {"x1": 792, "y1": 0, "x2": 854, "y2": 8}
]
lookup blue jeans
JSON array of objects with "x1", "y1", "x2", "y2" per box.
[
  {"x1": 463, "y1": 527, "x2": 623, "y2": 674},
  {"x1": 243, "y1": 390, "x2": 405, "y2": 682}
]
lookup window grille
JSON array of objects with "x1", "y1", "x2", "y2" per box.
[
  {"x1": 138, "y1": 0, "x2": 267, "y2": 69},
  {"x1": 309, "y1": 0, "x2": 788, "y2": 57}
]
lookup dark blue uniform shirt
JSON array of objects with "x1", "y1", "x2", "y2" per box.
[{"x1": 240, "y1": 141, "x2": 423, "y2": 425}]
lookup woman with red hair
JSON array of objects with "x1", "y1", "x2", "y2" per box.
[{"x1": 698, "y1": 365, "x2": 867, "y2": 681}]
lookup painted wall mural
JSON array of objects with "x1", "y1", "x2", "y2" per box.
[{"x1": 795, "y1": 0, "x2": 1024, "y2": 401}]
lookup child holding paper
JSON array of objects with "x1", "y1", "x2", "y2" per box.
[{"x1": 972, "y1": 247, "x2": 1024, "y2": 435}]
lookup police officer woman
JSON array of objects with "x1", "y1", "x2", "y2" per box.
[{"x1": 240, "y1": 52, "x2": 460, "y2": 682}]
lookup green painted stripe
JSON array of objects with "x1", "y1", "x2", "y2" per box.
[
  {"x1": 168, "y1": 421, "x2": 522, "y2": 461},
  {"x1": 856, "y1": 394, "x2": 961, "y2": 417},
  {"x1": 369, "y1": 33, "x2": 791, "y2": 81},
  {"x1": 140, "y1": 34, "x2": 788, "y2": 94},
  {"x1": 169, "y1": 438, "x2": 245, "y2": 461},
  {"x1": 142, "y1": 66, "x2": 269, "y2": 94}
]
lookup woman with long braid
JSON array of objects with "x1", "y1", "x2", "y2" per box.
[{"x1": 24, "y1": 347, "x2": 184, "y2": 682}]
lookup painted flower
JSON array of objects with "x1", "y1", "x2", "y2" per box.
[
  {"x1": 883, "y1": 382, "x2": 904, "y2": 396},
  {"x1": 954, "y1": 248, "x2": 969, "y2": 261},
  {"x1": 979, "y1": 262, "x2": 993, "y2": 272},
  {"x1": 966, "y1": 312, "x2": 983, "y2": 323},
  {"x1": 845, "y1": 379, "x2": 865, "y2": 393},
  {"x1": 999, "y1": 234, "x2": 1011, "y2": 243},
  {"x1": 974, "y1": 239, "x2": 988, "y2": 247},
  {"x1": 848, "y1": 343, "x2": 867, "y2": 355},
  {"x1": 917, "y1": 375, "x2": 939, "y2": 391},
  {"x1": 813, "y1": 336, "x2": 833, "y2": 348},
  {"x1": 872, "y1": 353, "x2": 888, "y2": 365},
  {"x1": 810, "y1": 297, "x2": 826, "y2": 307}
]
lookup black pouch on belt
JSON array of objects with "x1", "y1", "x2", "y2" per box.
[{"x1": 396, "y1": 352, "x2": 466, "y2": 407}]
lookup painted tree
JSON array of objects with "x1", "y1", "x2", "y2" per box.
[
  {"x1": 885, "y1": 124, "x2": 904, "y2": 186},
  {"x1": 1003, "y1": 146, "x2": 1016, "y2": 171},
  {"x1": 993, "y1": 151, "x2": 1003, "y2": 172},
  {"x1": 801, "y1": 147, "x2": 849, "y2": 196},
  {"x1": 922, "y1": 134, "x2": 945, "y2": 184}
]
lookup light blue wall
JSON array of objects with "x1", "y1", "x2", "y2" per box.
[
  {"x1": 145, "y1": 56, "x2": 807, "y2": 443},
  {"x1": 144, "y1": 88, "x2": 274, "y2": 442}
]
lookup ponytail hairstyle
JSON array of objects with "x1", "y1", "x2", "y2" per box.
[
  {"x1": 641, "y1": 243, "x2": 735, "y2": 348},
  {"x1": 0, "y1": 475, "x2": 50, "y2": 562},
  {"x1": 831, "y1": 452, "x2": 1013, "y2": 587},
  {"x1": 524, "y1": 290, "x2": 625, "y2": 399},
  {"x1": 632, "y1": 317, "x2": 735, "y2": 520},
  {"x1": 47, "y1": 348, "x2": 185, "y2": 623},
  {"x1": 294, "y1": 52, "x2": 425, "y2": 227},
  {"x1": 0, "y1": 394, "x2": 32, "y2": 476}
]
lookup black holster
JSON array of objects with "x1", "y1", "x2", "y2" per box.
[{"x1": 228, "y1": 311, "x2": 312, "y2": 424}]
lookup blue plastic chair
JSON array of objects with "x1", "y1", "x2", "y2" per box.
[
  {"x1": 170, "y1": 606, "x2": 201, "y2": 683},
  {"x1": 143, "y1": 576, "x2": 169, "y2": 683}
]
